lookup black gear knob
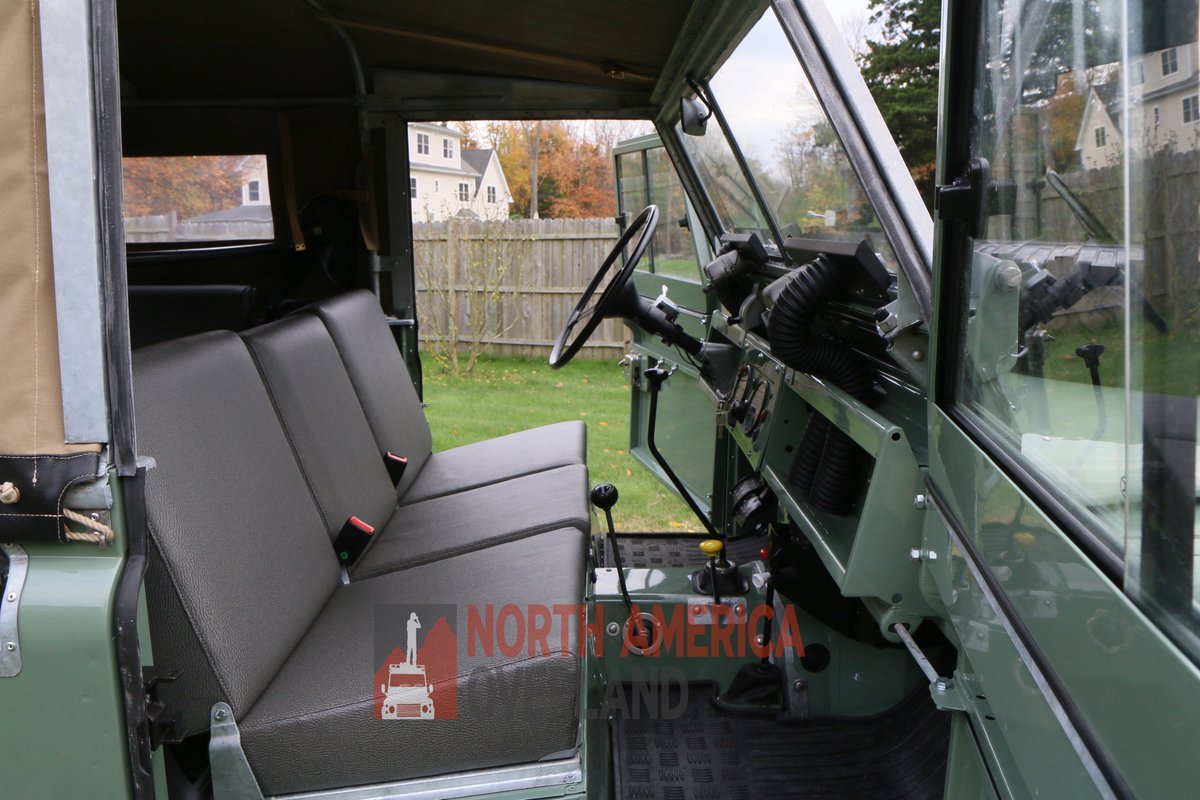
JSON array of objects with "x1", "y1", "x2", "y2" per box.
[
  {"x1": 1075, "y1": 342, "x2": 1105, "y2": 369},
  {"x1": 590, "y1": 483, "x2": 619, "y2": 511}
]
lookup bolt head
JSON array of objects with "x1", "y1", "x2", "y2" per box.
[
  {"x1": 214, "y1": 709, "x2": 227, "y2": 721},
  {"x1": 911, "y1": 350, "x2": 925, "y2": 361},
  {"x1": 913, "y1": 494, "x2": 927, "y2": 510},
  {"x1": 927, "y1": 550, "x2": 938, "y2": 561},
  {"x1": 909, "y1": 548, "x2": 922, "y2": 561},
  {"x1": 934, "y1": 678, "x2": 952, "y2": 692},
  {"x1": 792, "y1": 679, "x2": 805, "y2": 691}
]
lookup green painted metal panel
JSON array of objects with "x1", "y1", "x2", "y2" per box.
[
  {"x1": 927, "y1": 406, "x2": 1200, "y2": 798},
  {"x1": 0, "y1": 525, "x2": 132, "y2": 798}
]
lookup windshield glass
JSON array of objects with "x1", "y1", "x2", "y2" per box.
[{"x1": 678, "y1": 7, "x2": 898, "y2": 270}]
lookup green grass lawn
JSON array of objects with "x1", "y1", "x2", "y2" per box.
[{"x1": 420, "y1": 354, "x2": 699, "y2": 532}]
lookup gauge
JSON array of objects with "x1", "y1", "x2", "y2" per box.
[{"x1": 743, "y1": 381, "x2": 770, "y2": 436}]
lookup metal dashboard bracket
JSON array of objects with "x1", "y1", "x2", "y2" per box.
[
  {"x1": 209, "y1": 702, "x2": 265, "y2": 800},
  {"x1": 0, "y1": 542, "x2": 29, "y2": 677}
]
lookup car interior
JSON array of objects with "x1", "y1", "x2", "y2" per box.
[{"x1": 115, "y1": 1, "x2": 957, "y2": 798}]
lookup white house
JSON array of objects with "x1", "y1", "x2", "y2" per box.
[
  {"x1": 1077, "y1": 43, "x2": 1200, "y2": 169},
  {"x1": 407, "y1": 123, "x2": 513, "y2": 221}
]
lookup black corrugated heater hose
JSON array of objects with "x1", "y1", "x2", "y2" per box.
[{"x1": 768, "y1": 255, "x2": 878, "y2": 515}]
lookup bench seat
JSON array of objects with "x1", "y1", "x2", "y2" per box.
[{"x1": 133, "y1": 291, "x2": 592, "y2": 794}]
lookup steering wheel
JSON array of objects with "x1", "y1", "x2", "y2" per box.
[{"x1": 549, "y1": 204, "x2": 659, "y2": 369}]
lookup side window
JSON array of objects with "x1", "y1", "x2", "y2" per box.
[
  {"x1": 615, "y1": 145, "x2": 702, "y2": 280},
  {"x1": 122, "y1": 154, "x2": 274, "y2": 243},
  {"x1": 952, "y1": 1, "x2": 1200, "y2": 649}
]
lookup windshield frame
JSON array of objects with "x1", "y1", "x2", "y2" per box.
[{"x1": 662, "y1": 0, "x2": 934, "y2": 312}]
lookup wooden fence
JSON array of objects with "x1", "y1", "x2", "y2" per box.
[{"x1": 413, "y1": 217, "x2": 629, "y2": 360}]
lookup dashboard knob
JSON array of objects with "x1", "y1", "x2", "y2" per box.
[{"x1": 699, "y1": 539, "x2": 723, "y2": 558}]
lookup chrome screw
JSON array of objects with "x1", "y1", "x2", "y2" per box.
[{"x1": 605, "y1": 622, "x2": 620, "y2": 637}]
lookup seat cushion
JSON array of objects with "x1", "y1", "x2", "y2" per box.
[
  {"x1": 134, "y1": 332, "x2": 340, "y2": 736},
  {"x1": 353, "y1": 464, "x2": 591, "y2": 578},
  {"x1": 300, "y1": 290, "x2": 433, "y2": 496},
  {"x1": 239, "y1": 532, "x2": 587, "y2": 796},
  {"x1": 243, "y1": 314, "x2": 399, "y2": 537},
  {"x1": 402, "y1": 421, "x2": 588, "y2": 504}
]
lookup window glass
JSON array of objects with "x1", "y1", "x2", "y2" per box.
[
  {"x1": 953, "y1": 0, "x2": 1200, "y2": 652},
  {"x1": 645, "y1": 147, "x2": 701, "y2": 279},
  {"x1": 122, "y1": 154, "x2": 273, "y2": 243},
  {"x1": 676, "y1": 118, "x2": 773, "y2": 250},
  {"x1": 682, "y1": 8, "x2": 898, "y2": 269}
]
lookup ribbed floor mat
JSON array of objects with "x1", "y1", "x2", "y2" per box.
[
  {"x1": 611, "y1": 684, "x2": 950, "y2": 799},
  {"x1": 598, "y1": 535, "x2": 767, "y2": 569}
]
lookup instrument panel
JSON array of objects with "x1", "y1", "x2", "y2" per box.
[{"x1": 722, "y1": 347, "x2": 783, "y2": 468}]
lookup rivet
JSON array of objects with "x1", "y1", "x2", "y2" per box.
[
  {"x1": 6, "y1": 593, "x2": 14, "y2": 602},
  {"x1": 5, "y1": 642, "x2": 15, "y2": 652},
  {"x1": 911, "y1": 350, "x2": 925, "y2": 361},
  {"x1": 792, "y1": 679, "x2": 805, "y2": 691}
]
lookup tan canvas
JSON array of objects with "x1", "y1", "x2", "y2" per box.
[{"x1": 0, "y1": 1, "x2": 98, "y2": 454}]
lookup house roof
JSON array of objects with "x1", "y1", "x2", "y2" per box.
[
  {"x1": 1093, "y1": 82, "x2": 1123, "y2": 132},
  {"x1": 460, "y1": 149, "x2": 493, "y2": 190}
]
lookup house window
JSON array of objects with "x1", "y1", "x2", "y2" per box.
[
  {"x1": 1162, "y1": 47, "x2": 1179, "y2": 76},
  {"x1": 1132, "y1": 60, "x2": 1145, "y2": 86},
  {"x1": 1094, "y1": 126, "x2": 1106, "y2": 147},
  {"x1": 443, "y1": 139, "x2": 453, "y2": 158},
  {"x1": 486, "y1": 185, "x2": 497, "y2": 203},
  {"x1": 1154, "y1": 106, "x2": 1161, "y2": 125},
  {"x1": 1184, "y1": 95, "x2": 1200, "y2": 123},
  {"x1": 416, "y1": 133, "x2": 430, "y2": 155},
  {"x1": 457, "y1": 182, "x2": 470, "y2": 201},
  {"x1": 247, "y1": 180, "x2": 260, "y2": 202},
  {"x1": 435, "y1": 180, "x2": 440, "y2": 193},
  {"x1": 410, "y1": 177, "x2": 417, "y2": 197}
]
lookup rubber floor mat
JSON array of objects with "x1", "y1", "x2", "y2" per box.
[
  {"x1": 598, "y1": 535, "x2": 767, "y2": 569},
  {"x1": 611, "y1": 684, "x2": 950, "y2": 799}
]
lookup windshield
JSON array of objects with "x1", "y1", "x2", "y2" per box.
[{"x1": 678, "y1": 7, "x2": 898, "y2": 270}]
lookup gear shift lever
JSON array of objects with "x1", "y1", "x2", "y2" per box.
[{"x1": 591, "y1": 483, "x2": 644, "y2": 645}]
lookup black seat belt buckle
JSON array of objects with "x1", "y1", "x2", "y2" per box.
[
  {"x1": 335, "y1": 516, "x2": 375, "y2": 566},
  {"x1": 384, "y1": 452, "x2": 408, "y2": 487}
]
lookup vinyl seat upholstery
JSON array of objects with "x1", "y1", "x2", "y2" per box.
[{"x1": 134, "y1": 291, "x2": 591, "y2": 794}]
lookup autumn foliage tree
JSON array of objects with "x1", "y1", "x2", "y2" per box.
[{"x1": 122, "y1": 155, "x2": 250, "y2": 219}]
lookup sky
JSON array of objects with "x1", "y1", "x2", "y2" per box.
[{"x1": 708, "y1": 2, "x2": 879, "y2": 168}]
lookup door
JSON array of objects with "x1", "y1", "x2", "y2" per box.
[
  {"x1": 929, "y1": 0, "x2": 1200, "y2": 796},
  {"x1": 613, "y1": 135, "x2": 718, "y2": 524}
]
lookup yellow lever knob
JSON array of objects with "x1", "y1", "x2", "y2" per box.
[{"x1": 699, "y1": 539, "x2": 723, "y2": 556}]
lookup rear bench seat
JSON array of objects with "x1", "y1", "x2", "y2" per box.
[{"x1": 134, "y1": 296, "x2": 592, "y2": 794}]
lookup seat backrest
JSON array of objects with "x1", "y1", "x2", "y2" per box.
[
  {"x1": 242, "y1": 314, "x2": 399, "y2": 536},
  {"x1": 299, "y1": 291, "x2": 433, "y2": 496},
  {"x1": 128, "y1": 284, "x2": 256, "y2": 349},
  {"x1": 134, "y1": 332, "x2": 340, "y2": 736}
]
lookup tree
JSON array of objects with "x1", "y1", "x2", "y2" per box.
[
  {"x1": 521, "y1": 121, "x2": 543, "y2": 219},
  {"x1": 122, "y1": 155, "x2": 249, "y2": 219},
  {"x1": 859, "y1": 0, "x2": 941, "y2": 207}
]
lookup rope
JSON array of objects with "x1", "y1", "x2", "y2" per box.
[{"x1": 62, "y1": 507, "x2": 114, "y2": 546}]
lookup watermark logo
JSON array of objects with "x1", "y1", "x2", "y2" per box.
[
  {"x1": 372, "y1": 602, "x2": 804, "y2": 721},
  {"x1": 373, "y1": 604, "x2": 457, "y2": 720}
]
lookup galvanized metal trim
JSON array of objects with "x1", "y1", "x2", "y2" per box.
[
  {"x1": 271, "y1": 754, "x2": 584, "y2": 800},
  {"x1": 0, "y1": 543, "x2": 30, "y2": 677},
  {"x1": 926, "y1": 484, "x2": 1130, "y2": 800},
  {"x1": 209, "y1": 703, "x2": 266, "y2": 800},
  {"x1": 38, "y1": 0, "x2": 109, "y2": 444}
]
